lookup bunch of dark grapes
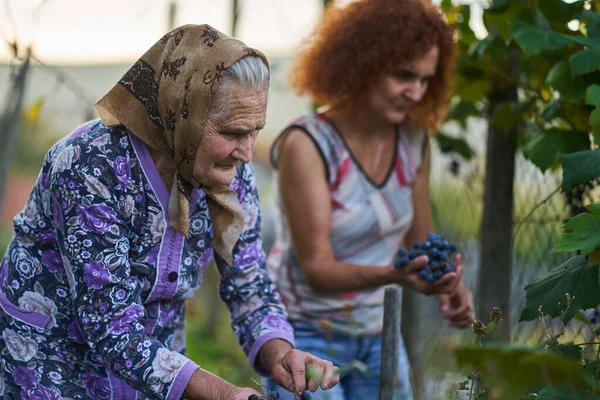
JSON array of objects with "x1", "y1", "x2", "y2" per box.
[
  {"x1": 248, "y1": 390, "x2": 312, "y2": 400},
  {"x1": 394, "y1": 233, "x2": 458, "y2": 284},
  {"x1": 565, "y1": 177, "x2": 600, "y2": 217}
]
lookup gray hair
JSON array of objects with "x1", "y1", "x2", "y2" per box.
[{"x1": 207, "y1": 56, "x2": 270, "y2": 119}]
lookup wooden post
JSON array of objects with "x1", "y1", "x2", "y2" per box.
[{"x1": 379, "y1": 287, "x2": 402, "y2": 400}]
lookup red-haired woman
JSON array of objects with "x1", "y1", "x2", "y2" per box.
[{"x1": 266, "y1": 0, "x2": 475, "y2": 398}]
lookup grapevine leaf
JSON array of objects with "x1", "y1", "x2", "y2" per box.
[
  {"x1": 522, "y1": 129, "x2": 590, "y2": 172},
  {"x1": 587, "y1": 85, "x2": 600, "y2": 107},
  {"x1": 510, "y1": 21, "x2": 572, "y2": 54},
  {"x1": 455, "y1": 345, "x2": 586, "y2": 399},
  {"x1": 536, "y1": 386, "x2": 600, "y2": 400},
  {"x1": 569, "y1": 48, "x2": 600, "y2": 77},
  {"x1": 552, "y1": 213, "x2": 600, "y2": 256},
  {"x1": 520, "y1": 256, "x2": 600, "y2": 324},
  {"x1": 546, "y1": 61, "x2": 591, "y2": 103},
  {"x1": 539, "y1": 339, "x2": 582, "y2": 362},
  {"x1": 434, "y1": 133, "x2": 475, "y2": 160},
  {"x1": 561, "y1": 150, "x2": 600, "y2": 192}
]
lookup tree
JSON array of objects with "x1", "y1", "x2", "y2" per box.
[{"x1": 439, "y1": 0, "x2": 600, "y2": 340}]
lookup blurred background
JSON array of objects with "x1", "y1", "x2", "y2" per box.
[{"x1": 0, "y1": 0, "x2": 596, "y2": 398}]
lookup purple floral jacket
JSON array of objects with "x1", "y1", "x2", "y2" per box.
[{"x1": 0, "y1": 120, "x2": 294, "y2": 400}]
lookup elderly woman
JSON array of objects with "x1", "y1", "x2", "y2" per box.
[
  {"x1": 265, "y1": 0, "x2": 475, "y2": 399},
  {"x1": 0, "y1": 25, "x2": 338, "y2": 400}
]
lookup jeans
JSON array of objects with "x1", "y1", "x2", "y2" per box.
[{"x1": 264, "y1": 321, "x2": 413, "y2": 400}]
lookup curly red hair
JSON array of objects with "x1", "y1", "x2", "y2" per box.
[{"x1": 289, "y1": 0, "x2": 457, "y2": 133}]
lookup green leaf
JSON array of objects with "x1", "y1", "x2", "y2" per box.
[
  {"x1": 483, "y1": 2, "x2": 526, "y2": 40},
  {"x1": 587, "y1": 85, "x2": 600, "y2": 106},
  {"x1": 540, "y1": 340, "x2": 583, "y2": 362},
  {"x1": 522, "y1": 129, "x2": 590, "y2": 172},
  {"x1": 546, "y1": 61, "x2": 591, "y2": 102},
  {"x1": 561, "y1": 150, "x2": 600, "y2": 192},
  {"x1": 491, "y1": 99, "x2": 535, "y2": 130},
  {"x1": 434, "y1": 133, "x2": 476, "y2": 160},
  {"x1": 455, "y1": 79, "x2": 490, "y2": 103},
  {"x1": 511, "y1": 21, "x2": 572, "y2": 55},
  {"x1": 455, "y1": 345, "x2": 587, "y2": 399},
  {"x1": 467, "y1": 34, "x2": 507, "y2": 61},
  {"x1": 446, "y1": 100, "x2": 478, "y2": 128},
  {"x1": 539, "y1": 99, "x2": 562, "y2": 121},
  {"x1": 569, "y1": 48, "x2": 600, "y2": 77},
  {"x1": 486, "y1": 0, "x2": 509, "y2": 13},
  {"x1": 590, "y1": 107, "x2": 600, "y2": 132},
  {"x1": 588, "y1": 203, "x2": 600, "y2": 217},
  {"x1": 553, "y1": 213, "x2": 600, "y2": 255},
  {"x1": 537, "y1": 0, "x2": 586, "y2": 26},
  {"x1": 537, "y1": 386, "x2": 600, "y2": 400},
  {"x1": 520, "y1": 256, "x2": 600, "y2": 324}
]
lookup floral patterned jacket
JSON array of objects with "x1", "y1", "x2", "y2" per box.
[{"x1": 0, "y1": 120, "x2": 294, "y2": 400}]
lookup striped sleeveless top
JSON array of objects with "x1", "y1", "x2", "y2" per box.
[{"x1": 267, "y1": 112, "x2": 427, "y2": 336}]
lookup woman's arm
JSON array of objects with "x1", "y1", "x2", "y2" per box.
[{"x1": 277, "y1": 129, "x2": 459, "y2": 295}]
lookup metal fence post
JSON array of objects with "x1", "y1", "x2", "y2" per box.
[{"x1": 379, "y1": 286, "x2": 402, "y2": 400}]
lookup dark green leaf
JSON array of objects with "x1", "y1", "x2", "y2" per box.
[
  {"x1": 522, "y1": 129, "x2": 590, "y2": 172},
  {"x1": 547, "y1": 61, "x2": 592, "y2": 103},
  {"x1": 537, "y1": 386, "x2": 600, "y2": 400},
  {"x1": 590, "y1": 108, "x2": 600, "y2": 132},
  {"x1": 491, "y1": 99, "x2": 535, "y2": 130},
  {"x1": 520, "y1": 256, "x2": 600, "y2": 324},
  {"x1": 539, "y1": 99, "x2": 562, "y2": 121},
  {"x1": 483, "y1": 3, "x2": 526, "y2": 40},
  {"x1": 569, "y1": 48, "x2": 600, "y2": 77},
  {"x1": 581, "y1": 11, "x2": 600, "y2": 37},
  {"x1": 434, "y1": 133, "x2": 476, "y2": 160},
  {"x1": 552, "y1": 212, "x2": 600, "y2": 255},
  {"x1": 447, "y1": 100, "x2": 478, "y2": 128},
  {"x1": 511, "y1": 21, "x2": 572, "y2": 55},
  {"x1": 587, "y1": 85, "x2": 600, "y2": 107},
  {"x1": 540, "y1": 340, "x2": 583, "y2": 362},
  {"x1": 467, "y1": 34, "x2": 508, "y2": 61},
  {"x1": 455, "y1": 345, "x2": 587, "y2": 399},
  {"x1": 486, "y1": 0, "x2": 509, "y2": 13},
  {"x1": 561, "y1": 150, "x2": 600, "y2": 192},
  {"x1": 538, "y1": 0, "x2": 586, "y2": 26},
  {"x1": 440, "y1": 0, "x2": 453, "y2": 13}
]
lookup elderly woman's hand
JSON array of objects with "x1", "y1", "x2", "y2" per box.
[
  {"x1": 271, "y1": 349, "x2": 340, "y2": 396},
  {"x1": 258, "y1": 339, "x2": 340, "y2": 396}
]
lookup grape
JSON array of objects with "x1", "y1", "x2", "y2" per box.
[
  {"x1": 248, "y1": 395, "x2": 259, "y2": 400},
  {"x1": 393, "y1": 233, "x2": 460, "y2": 284},
  {"x1": 269, "y1": 390, "x2": 280, "y2": 399},
  {"x1": 300, "y1": 391, "x2": 313, "y2": 400},
  {"x1": 394, "y1": 256, "x2": 410, "y2": 269}
]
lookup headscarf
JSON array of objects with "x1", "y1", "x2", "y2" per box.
[{"x1": 95, "y1": 24, "x2": 269, "y2": 265}]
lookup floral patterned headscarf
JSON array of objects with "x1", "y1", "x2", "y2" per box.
[{"x1": 96, "y1": 24, "x2": 269, "y2": 265}]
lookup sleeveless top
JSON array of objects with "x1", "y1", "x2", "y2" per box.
[{"x1": 267, "y1": 112, "x2": 427, "y2": 336}]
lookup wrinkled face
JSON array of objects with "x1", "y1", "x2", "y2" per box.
[
  {"x1": 366, "y1": 46, "x2": 439, "y2": 124},
  {"x1": 192, "y1": 83, "x2": 267, "y2": 188}
]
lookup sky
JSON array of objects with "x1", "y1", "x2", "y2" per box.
[{"x1": 0, "y1": 0, "x2": 486, "y2": 65}]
